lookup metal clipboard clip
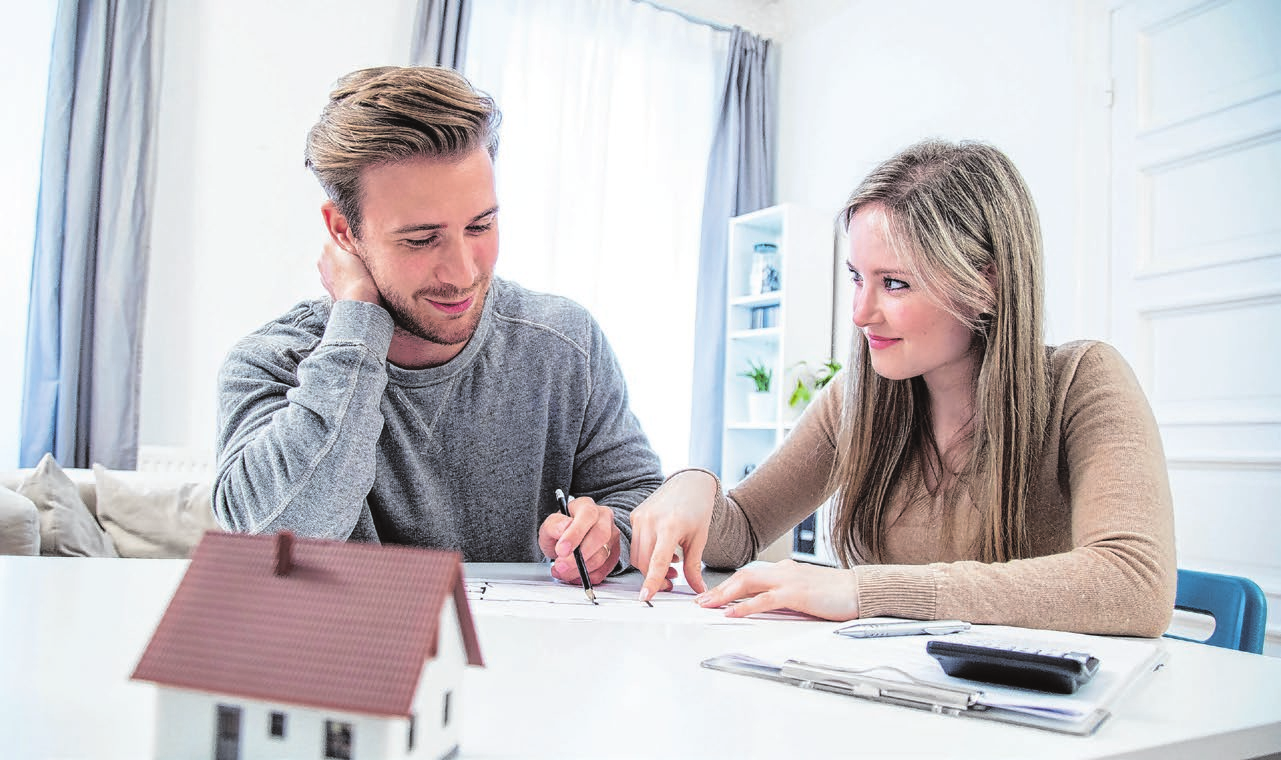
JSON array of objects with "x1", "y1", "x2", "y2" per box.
[{"x1": 780, "y1": 659, "x2": 981, "y2": 713}]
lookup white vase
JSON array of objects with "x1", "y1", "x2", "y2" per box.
[{"x1": 747, "y1": 391, "x2": 774, "y2": 424}]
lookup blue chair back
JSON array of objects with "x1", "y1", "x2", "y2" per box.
[{"x1": 1166, "y1": 568, "x2": 1268, "y2": 654}]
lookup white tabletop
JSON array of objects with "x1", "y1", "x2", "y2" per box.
[{"x1": 2, "y1": 557, "x2": 1279, "y2": 759}]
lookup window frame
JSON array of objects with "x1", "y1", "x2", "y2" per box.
[
  {"x1": 324, "y1": 719, "x2": 353, "y2": 760},
  {"x1": 269, "y1": 711, "x2": 286, "y2": 739}
]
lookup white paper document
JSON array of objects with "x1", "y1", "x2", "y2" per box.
[
  {"x1": 461, "y1": 566, "x2": 824, "y2": 625},
  {"x1": 703, "y1": 620, "x2": 1168, "y2": 735}
]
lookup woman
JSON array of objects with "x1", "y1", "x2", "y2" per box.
[{"x1": 630, "y1": 140, "x2": 1175, "y2": 636}]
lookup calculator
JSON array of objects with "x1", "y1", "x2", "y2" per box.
[{"x1": 925, "y1": 639, "x2": 1100, "y2": 694}]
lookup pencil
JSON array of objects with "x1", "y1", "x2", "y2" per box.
[{"x1": 555, "y1": 489, "x2": 597, "y2": 605}]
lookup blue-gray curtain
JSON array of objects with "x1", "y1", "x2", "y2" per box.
[
  {"x1": 20, "y1": 0, "x2": 157, "y2": 469},
  {"x1": 687, "y1": 27, "x2": 776, "y2": 475},
  {"x1": 410, "y1": 0, "x2": 472, "y2": 68}
]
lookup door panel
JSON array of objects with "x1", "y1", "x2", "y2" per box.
[{"x1": 1110, "y1": 0, "x2": 1281, "y2": 654}]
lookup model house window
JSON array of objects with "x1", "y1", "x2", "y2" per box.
[
  {"x1": 215, "y1": 704, "x2": 242, "y2": 760},
  {"x1": 407, "y1": 712, "x2": 416, "y2": 751},
  {"x1": 269, "y1": 711, "x2": 286, "y2": 738},
  {"x1": 324, "y1": 720, "x2": 352, "y2": 760},
  {"x1": 442, "y1": 691, "x2": 452, "y2": 728}
]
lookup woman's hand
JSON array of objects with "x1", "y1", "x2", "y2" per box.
[
  {"x1": 628, "y1": 470, "x2": 718, "y2": 602},
  {"x1": 538, "y1": 496, "x2": 619, "y2": 585},
  {"x1": 696, "y1": 559, "x2": 861, "y2": 621}
]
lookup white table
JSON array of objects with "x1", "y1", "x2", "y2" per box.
[{"x1": 1, "y1": 557, "x2": 1279, "y2": 759}]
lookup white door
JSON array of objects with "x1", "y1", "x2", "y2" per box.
[{"x1": 1109, "y1": 0, "x2": 1281, "y2": 653}]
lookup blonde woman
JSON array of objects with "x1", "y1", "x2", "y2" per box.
[{"x1": 630, "y1": 140, "x2": 1176, "y2": 636}]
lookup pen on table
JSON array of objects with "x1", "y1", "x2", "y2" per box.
[
  {"x1": 555, "y1": 488, "x2": 596, "y2": 605},
  {"x1": 835, "y1": 620, "x2": 971, "y2": 639}
]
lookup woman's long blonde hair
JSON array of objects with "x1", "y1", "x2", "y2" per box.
[{"x1": 830, "y1": 140, "x2": 1049, "y2": 565}]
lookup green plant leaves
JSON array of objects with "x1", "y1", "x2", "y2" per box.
[
  {"x1": 737, "y1": 359, "x2": 772, "y2": 392},
  {"x1": 786, "y1": 359, "x2": 842, "y2": 408}
]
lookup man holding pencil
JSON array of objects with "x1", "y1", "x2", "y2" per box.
[{"x1": 213, "y1": 66, "x2": 661, "y2": 586}]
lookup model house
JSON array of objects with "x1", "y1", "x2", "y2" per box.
[{"x1": 131, "y1": 531, "x2": 483, "y2": 760}]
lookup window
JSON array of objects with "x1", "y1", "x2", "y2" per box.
[
  {"x1": 269, "y1": 711, "x2": 286, "y2": 738},
  {"x1": 464, "y1": 0, "x2": 728, "y2": 472},
  {"x1": 215, "y1": 704, "x2": 242, "y2": 760},
  {"x1": 324, "y1": 720, "x2": 352, "y2": 760},
  {"x1": 442, "y1": 691, "x2": 452, "y2": 728}
]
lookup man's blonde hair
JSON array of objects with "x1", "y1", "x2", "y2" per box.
[
  {"x1": 830, "y1": 139, "x2": 1049, "y2": 565},
  {"x1": 304, "y1": 66, "x2": 500, "y2": 237}
]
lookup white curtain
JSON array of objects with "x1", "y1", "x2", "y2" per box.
[
  {"x1": 21, "y1": 0, "x2": 159, "y2": 469},
  {"x1": 464, "y1": 0, "x2": 728, "y2": 473}
]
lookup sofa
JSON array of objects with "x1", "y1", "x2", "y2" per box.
[{"x1": 0, "y1": 453, "x2": 220, "y2": 559}]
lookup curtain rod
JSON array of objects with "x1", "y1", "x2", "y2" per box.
[{"x1": 632, "y1": 0, "x2": 736, "y2": 34}]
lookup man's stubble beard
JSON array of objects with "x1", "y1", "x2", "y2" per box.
[{"x1": 379, "y1": 273, "x2": 492, "y2": 347}]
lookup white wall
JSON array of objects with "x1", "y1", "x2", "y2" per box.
[
  {"x1": 141, "y1": 0, "x2": 413, "y2": 450},
  {"x1": 659, "y1": 0, "x2": 785, "y2": 36},
  {"x1": 774, "y1": 0, "x2": 1103, "y2": 355},
  {"x1": 0, "y1": 4, "x2": 57, "y2": 469}
]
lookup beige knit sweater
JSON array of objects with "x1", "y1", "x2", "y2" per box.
[{"x1": 704, "y1": 341, "x2": 1177, "y2": 637}]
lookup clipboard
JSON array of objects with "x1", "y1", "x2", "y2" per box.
[{"x1": 700, "y1": 622, "x2": 1168, "y2": 736}]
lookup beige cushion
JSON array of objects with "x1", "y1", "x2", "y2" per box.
[
  {"x1": 92, "y1": 464, "x2": 220, "y2": 558},
  {"x1": 18, "y1": 454, "x2": 118, "y2": 557},
  {"x1": 0, "y1": 485, "x2": 40, "y2": 556},
  {"x1": 0, "y1": 466, "x2": 98, "y2": 514}
]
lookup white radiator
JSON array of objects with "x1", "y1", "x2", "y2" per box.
[{"x1": 135, "y1": 446, "x2": 216, "y2": 479}]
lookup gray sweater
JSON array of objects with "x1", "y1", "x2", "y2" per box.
[{"x1": 214, "y1": 277, "x2": 662, "y2": 566}]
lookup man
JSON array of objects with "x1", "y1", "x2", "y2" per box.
[{"x1": 214, "y1": 66, "x2": 662, "y2": 584}]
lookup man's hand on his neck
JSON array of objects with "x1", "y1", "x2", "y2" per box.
[{"x1": 318, "y1": 239, "x2": 380, "y2": 304}]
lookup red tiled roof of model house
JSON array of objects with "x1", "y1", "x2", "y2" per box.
[{"x1": 132, "y1": 531, "x2": 483, "y2": 718}]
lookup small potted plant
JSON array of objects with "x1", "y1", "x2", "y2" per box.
[
  {"x1": 786, "y1": 359, "x2": 842, "y2": 419},
  {"x1": 738, "y1": 359, "x2": 774, "y2": 424}
]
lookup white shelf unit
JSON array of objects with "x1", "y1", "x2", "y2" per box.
[{"x1": 720, "y1": 203, "x2": 836, "y2": 562}]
